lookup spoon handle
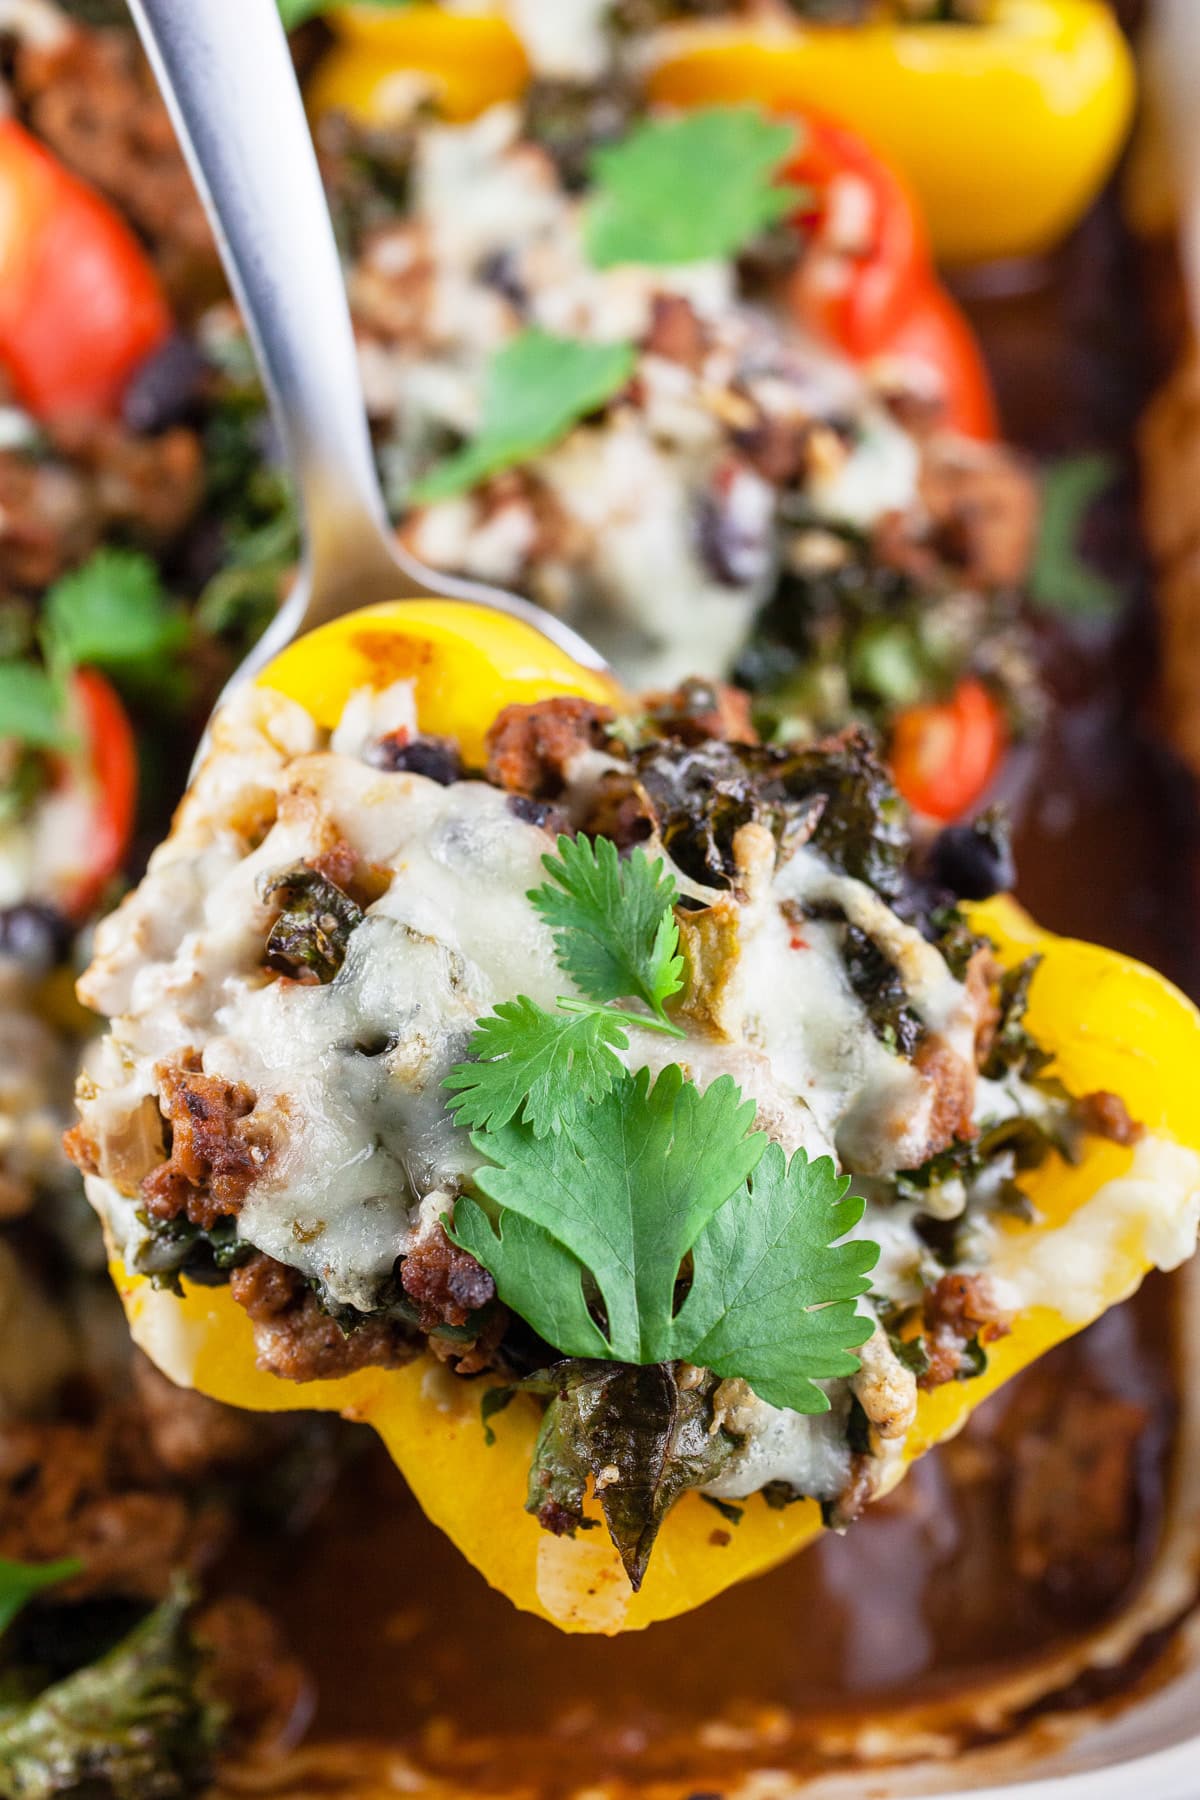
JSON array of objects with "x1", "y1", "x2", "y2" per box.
[{"x1": 127, "y1": 0, "x2": 399, "y2": 598}]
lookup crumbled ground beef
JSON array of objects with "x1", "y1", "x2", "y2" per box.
[
  {"x1": 643, "y1": 293, "x2": 709, "y2": 370},
  {"x1": 485, "y1": 696, "x2": 616, "y2": 797},
  {"x1": 52, "y1": 417, "x2": 205, "y2": 545},
  {"x1": 643, "y1": 678, "x2": 759, "y2": 746},
  {"x1": 400, "y1": 1224, "x2": 495, "y2": 1330},
  {"x1": 14, "y1": 25, "x2": 221, "y2": 307},
  {"x1": 913, "y1": 1035, "x2": 977, "y2": 1160},
  {"x1": 1074, "y1": 1089, "x2": 1145, "y2": 1148},
  {"x1": 917, "y1": 441, "x2": 1039, "y2": 590},
  {"x1": 0, "y1": 1414, "x2": 222, "y2": 1604},
  {"x1": 0, "y1": 452, "x2": 103, "y2": 589},
  {"x1": 919, "y1": 1272, "x2": 1012, "y2": 1391},
  {"x1": 229, "y1": 1253, "x2": 418, "y2": 1385},
  {"x1": 140, "y1": 1054, "x2": 264, "y2": 1229}
]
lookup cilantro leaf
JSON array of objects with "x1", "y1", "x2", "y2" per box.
[
  {"x1": 674, "y1": 1142, "x2": 879, "y2": 1412},
  {"x1": 0, "y1": 663, "x2": 66, "y2": 750},
  {"x1": 43, "y1": 549, "x2": 189, "y2": 699},
  {"x1": 409, "y1": 329, "x2": 636, "y2": 504},
  {"x1": 530, "y1": 836, "x2": 685, "y2": 1023},
  {"x1": 452, "y1": 1064, "x2": 766, "y2": 1362},
  {"x1": 0, "y1": 1555, "x2": 82, "y2": 1636},
  {"x1": 1029, "y1": 453, "x2": 1123, "y2": 620},
  {"x1": 279, "y1": 0, "x2": 411, "y2": 22},
  {"x1": 584, "y1": 107, "x2": 800, "y2": 269},
  {"x1": 445, "y1": 996, "x2": 629, "y2": 1137},
  {"x1": 456, "y1": 1100, "x2": 877, "y2": 1415}
]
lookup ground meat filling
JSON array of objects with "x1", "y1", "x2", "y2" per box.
[
  {"x1": 140, "y1": 1054, "x2": 264, "y2": 1229},
  {"x1": 918, "y1": 1273, "x2": 1013, "y2": 1392},
  {"x1": 400, "y1": 1223, "x2": 497, "y2": 1331},
  {"x1": 485, "y1": 695, "x2": 617, "y2": 797},
  {"x1": 229, "y1": 1253, "x2": 418, "y2": 1385}
]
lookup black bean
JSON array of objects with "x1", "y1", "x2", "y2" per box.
[
  {"x1": 0, "y1": 903, "x2": 72, "y2": 973},
  {"x1": 929, "y1": 812, "x2": 1015, "y2": 901},
  {"x1": 507, "y1": 794, "x2": 571, "y2": 836},
  {"x1": 366, "y1": 733, "x2": 463, "y2": 785},
  {"x1": 122, "y1": 334, "x2": 212, "y2": 435}
]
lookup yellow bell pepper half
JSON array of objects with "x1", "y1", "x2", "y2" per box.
[
  {"x1": 648, "y1": 0, "x2": 1135, "y2": 266},
  {"x1": 109, "y1": 601, "x2": 1200, "y2": 1635}
]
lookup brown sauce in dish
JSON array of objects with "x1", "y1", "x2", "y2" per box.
[{"x1": 212, "y1": 189, "x2": 1200, "y2": 1794}]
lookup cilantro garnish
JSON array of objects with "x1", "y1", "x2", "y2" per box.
[
  {"x1": 278, "y1": 0, "x2": 411, "y2": 25},
  {"x1": 454, "y1": 1093, "x2": 877, "y2": 1415},
  {"x1": 0, "y1": 664, "x2": 69, "y2": 750},
  {"x1": 446, "y1": 840, "x2": 686, "y2": 1137},
  {"x1": 446, "y1": 998, "x2": 629, "y2": 1139},
  {"x1": 44, "y1": 549, "x2": 189, "y2": 700},
  {"x1": 1029, "y1": 453, "x2": 1123, "y2": 620},
  {"x1": 530, "y1": 835, "x2": 684, "y2": 1023},
  {"x1": 410, "y1": 330, "x2": 636, "y2": 505},
  {"x1": 583, "y1": 107, "x2": 801, "y2": 269},
  {"x1": 0, "y1": 1556, "x2": 82, "y2": 1636}
]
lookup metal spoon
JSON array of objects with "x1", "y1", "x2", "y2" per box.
[{"x1": 125, "y1": 0, "x2": 610, "y2": 758}]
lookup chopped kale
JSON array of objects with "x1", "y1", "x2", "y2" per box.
[
  {"x1": 983, "y1": 956, "x2": 1053, "y2": 1081},
  {"x1": 0, "y1": 1583, "x2": 221, "y2": 1800},
  {"x1": 524, "y1": 1362, "x2": 741, "y2": 1590},
  {"x1": 630, "y1": 726, "x2": 908, "y2": 896},
  {"x1": 840, "y1": 923, "x2": 925, "y2": 1056},
  {"x1": 134, "y1": 1212, "x2": 253, "y2": 1294},
  {"x1": 523, "y1": 78, "x2": 641, "y2": 192},
  {"x1": 260, "y1": 864, "x2": 364, "y2": 983}
]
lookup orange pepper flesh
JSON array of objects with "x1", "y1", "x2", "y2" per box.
[{"x1": 106, "y1": 601, "x2": 1200, "y2": 1634}]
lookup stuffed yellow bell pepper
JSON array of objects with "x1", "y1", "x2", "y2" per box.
[
  {"x1": 70, "y1": 602, "x2": 1200, "y2": 1635},
  {"x1": 311, "y1": 1, "x2": 1132, "y2": 266},
  {"x1": 647, "y1": 0, "x2": 1135, "y2": 264}
]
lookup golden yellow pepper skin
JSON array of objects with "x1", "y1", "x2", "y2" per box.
[
  {"x1": 309, "y1": 4, "x2": 527, "y2": 125},
  {"x1": 310, "y1": 2, "x2": 1133, "y2": 267},
  {"x1": 647, "y1": 0, "x2": 1135, "y2": 265},
  {"x1": 106, "y1": 602, "x2": 1200, "y2": 1634}
]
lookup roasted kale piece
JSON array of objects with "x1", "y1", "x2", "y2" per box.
[
  {"x1": 260, "y1": 864, "x2": 364, "y2": 983},
  {"x1": 134, "y1": 1211, "x2": 253, "y2": 1294},
  {"x1": 0, "y1": 1583, "x2": 221, "y2": 1800},
  {"x1": 524, "y1": 78, "x2": 642, "y2": 191},
  {"x1": 840, "y1": 924, "x2": 925, "y2": 1055},
  {"x1": 983, "y1": 956, "x2": 1054, "y2": 1081},
  {"x1": 632, "y1": 726, "x2": 909, "y2": 896},
  {"x1": 524, "y1": 1362, "x2": 741, "y2": 1590}
]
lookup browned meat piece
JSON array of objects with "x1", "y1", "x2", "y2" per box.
[
  {"x1": 1074, "y1": 1089, "x2": 1145, "y2": 1147},
  {"x1": 0, "y1": 452, "x2": 103, "y2": 589},
  {"x1": 643, "y1": 293, "x2": 709, "y2": 369},
  {"x1": 733, "y1": 404, "x2": 811, "y2": 486},
  {"x1": 139, "y1": 1055, "x2": 264, "y2": 1228},
  {"x1": 230, "y1": 1253, "x2": 418, "y2": 1384},
  {"x1": 50, "y1": 418, "x2": 204, "y2": 546},
  {"x1": 400, "y1": 1223, "x2": 495, "y2": 1330},
  {"x1": 350, "y1": 223, "x2": 437, "y2": 347},
  {"x1": 14, "y1": 27, "x2": 220, "y2": 306},
  {"x1": 919, "y1": 1272, "x2": 1012, "y2": 1391},
  {"x1": 0, "y1": 1416, "x2": 221, "y2": 1603},
  {"x1": 1009, "y1": 1387, "x2": 1148, "y2": 1599},
  {"x1": 913, "y1": 1035, "x2": 977, "y2": 1158},
  {"x1": 915, "y1": 439, "x2": 1039, "y2": 589},
  {"x1": 485, "y1": 695, "x2": 616, "y2": 797},
  {"x1": 643, "y1": 677, "x2": 759, "y2": 746}
]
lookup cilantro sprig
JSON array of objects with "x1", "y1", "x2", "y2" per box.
[
  {"x1": 0, "y1": 548, "x2": 187, "y2": 755},
  {"x1": 0, "y1": 1556, "x2": 82, "y2": 1636},
  {"x1": 454, "y1": 1095, "x2": 878, "y2": 1415},
  {"x1": 584, "y1": 107, "x2": 802, "y2": 269},
  {"x1": 410, "y1": 330, "x2": 636, "y2": 505},
  {"x1": 445, "y1": 838, "x2": 686, "y2": 1138},
  {"x1": 445, "y1": 830, "x2": 879, "y2": 1412}
]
